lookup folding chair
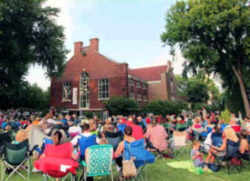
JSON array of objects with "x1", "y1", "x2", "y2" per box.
[
  {"x1": 0, "y1": 133, "x2": 12, "y2": 181},
  {"x1": 171, "y1": 131, "x2": 189, "y2": 159},
  {"x1": 34, "y1": 142, "x2": 78, "y2": 181},
  {"x1": 123, "y1": 139, "x2": 155, "y2": 181},
  {"x1": 1, "y1": 140, "x2": 31, "y2": 181},
  {"x1": 80, "y1": 144, "x2": 113, "y2": 181}
]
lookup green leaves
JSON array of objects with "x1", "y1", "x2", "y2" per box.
[
  {"x1": 162, "y1": 0, "x2": 250, "y2": 115},
  {"x1": 0, "y1": 0, "x2": 67, "y2": 109},
  {"x1": 104, "y1": 97, "x2": 139, "y2": 116}
]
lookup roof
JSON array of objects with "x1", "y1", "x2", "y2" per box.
[{"x1": 129, "y1": 65, "x2": 167, "y2": 81}]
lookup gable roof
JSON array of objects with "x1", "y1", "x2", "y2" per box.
[{"x1": 129, "y1": 65, "x2": 167, "y2": 81}]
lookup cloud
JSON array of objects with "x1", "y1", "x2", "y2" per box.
[
  {"x1": 26, "y1": 0, "x2": 97, "y2": 90},
  {"x1": 148, "y1": 48, "x2": 186, "y2": 75}
]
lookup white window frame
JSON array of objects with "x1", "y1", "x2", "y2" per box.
[
  {"x1": 98, "y1": 79, "x2": 109, "y2": 100},
  {"x1": 62, "y1": 81, "x2": 72, "y2": 102}
]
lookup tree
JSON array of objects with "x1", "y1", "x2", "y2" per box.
[
  {"x1": 161, "y1": 0, "x2": 250, "y2": 116},
  {"x1": 0, "y1": 0, "x2": 67, "y2": 109},
  {"x1": 104, "y1": 97, "x2": 139, "y2": 116},
  {"x1": 176, "y1": 76, "x2": 210, "y2": 106}
]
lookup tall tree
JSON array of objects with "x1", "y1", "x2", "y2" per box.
[
  {"x1": 176, "y1": 76, "x2": 210, "y2": 106},
  {"x1": 0, "y1": 0, "x2": 67, "y2": 109},
  {"x1": 161, "y1": 0, "x2": 250, "y2": 116}
]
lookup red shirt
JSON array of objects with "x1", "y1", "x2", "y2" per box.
[
  {"x1": 232, "y1": 125, "x2": 241, "y2": 133},
  {"x1": 126, "y1": 122, "x2": 144, "y2": 140}
]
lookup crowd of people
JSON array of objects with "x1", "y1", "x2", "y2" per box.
[{"x1": 0, "y1": 108, "x2": 250, "y2": 179}]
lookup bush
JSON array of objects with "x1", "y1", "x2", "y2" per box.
[
  {"x1": 143, "y1": 100, "x2": 188, "y2": 116},
  {"x1": 104, "y1": 96, "x2": 139, "y2": 116}
]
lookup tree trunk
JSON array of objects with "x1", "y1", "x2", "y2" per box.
[{"x1": 232, "y1": 66, "x2": 250, "y2": 117}]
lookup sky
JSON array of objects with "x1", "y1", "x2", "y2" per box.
[{"x1": 26, "y1": 0, "x2": 185, "y2": 90}]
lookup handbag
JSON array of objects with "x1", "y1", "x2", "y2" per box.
[{"x1": 122, "y1": 142, "x2": 137, "y2": 177}]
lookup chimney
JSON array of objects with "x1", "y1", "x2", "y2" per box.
[
  {"x1": 74, "y1": 41, "x2": 83, "y2": 56},
  {"x1": 89, "y1": 38, "x2": 99, "y2": 52}
]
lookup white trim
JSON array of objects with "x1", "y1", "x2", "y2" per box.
[
  {"x1": 147, "y1": 80, "x2": 161, "y2": 84},
  {"x1": 68, "y1": 108, "x2": 104, "y2": 111}
]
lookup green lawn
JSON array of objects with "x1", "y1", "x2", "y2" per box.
[{"x1": 2, "y1": 150, "x2": 250, "y2": 181}]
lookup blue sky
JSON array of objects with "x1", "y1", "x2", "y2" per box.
[{"x1": 26, "y1": 0, "x2": 184, "y2": 90}]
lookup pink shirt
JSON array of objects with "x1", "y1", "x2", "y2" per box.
[{"x1": 145, "y1": 124, "x2": 168, "y2": 151}]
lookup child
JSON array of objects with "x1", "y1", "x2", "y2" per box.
[{"x1": 191, "y1": 141, "x2": 206, "y2": 168}]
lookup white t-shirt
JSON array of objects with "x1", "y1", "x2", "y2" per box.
[{"x1": 68, "y1": 126, "x2": 82, "y2": 134}]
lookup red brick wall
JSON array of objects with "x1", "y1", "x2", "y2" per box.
[
  {"x1": 50, "y1": 39, "x2": 129, "y2": 110},
  {"x1": 148, "y1": 73, "x2": 168, "y2": 101}
]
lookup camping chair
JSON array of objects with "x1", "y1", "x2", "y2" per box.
[
  {"x1": 1, "y1": 140, "x2": 31, "y2": 181},
  {"x1": 0, "y1": 132, "x2": 12, "y2": 181},
  {"x1": 0, "y1": 132, "x2": 12, "y2": 154},
  {"x1": 171, "y1": 131, "x2": 189, "y2": 159},
  {"x1": 163, "y1": 123, "x2": 172, "y2": 137},
  {"x1": 123, "y1": 139, "x2": 155, "y2": 181},
  {"x1": 34, "y1": 142, "x2": 78, "y2": 181},
  {"x1": 176, "y1": 124, "x2": 187, "y2": 132},
  {"x1": 80, "y1": 144, "x2": 113, "y2": 181}
]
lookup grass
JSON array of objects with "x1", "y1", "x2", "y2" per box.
[{"x1": 2, "y1": 147, "x2": 250, "y2": 181}]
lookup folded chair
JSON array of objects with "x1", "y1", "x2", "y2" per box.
[
  {"x1": 80, "y1": 144, "x2": 113, "y2": 181},
  {"x1": 1, "y1": 140, "x2": 31, "y2": 181}
]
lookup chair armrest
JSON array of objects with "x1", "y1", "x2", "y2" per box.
[
  {"x1": 29, "y1": 145, "x2": 39, "y2": 156},
  {"x1": 81, "y1": 161, "x2": 87, "y2": 167}
]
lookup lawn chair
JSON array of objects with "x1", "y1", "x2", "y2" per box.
[
  {"x1": 80, "y1": 144, "x2": 113, "y2": 181},
  {"x1": 0, "y1": 133, "x2": 12, "y2": 155},
  {"x1": 123, "y1": 139, "x2": 155, "y2": 181},
  {"x1": 1, "y1": 140, "x2": 31, "y2": 181},
  {"x1": 171, "y1": 131, "x2": 189, "y2": 159},
  {"x1": 176, "y1": 124, "x2": 187, "y2": 132},
  {"x1": 34, "y1": 142, "x2": 78, "y2": 181}
]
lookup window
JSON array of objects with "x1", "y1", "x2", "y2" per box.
[
  {"x1": 80, "y1": 71, "x2": 89, "y2": 108},
  {"x1": 137, "y1": 94, "x2": 142, "y2": 101},
  {"x1": 129, "y1": 79, "x2": 134, "y2": 87},
  {"x1": 142, "y1": 83, "x2": 148, "y2": 89},
  {"x1": 62, "y1": 81, "x2": 72, "y2": 102},
  {"x1": 129, "y1": 92, "x2": 135, "y2": 99},
  {"x1": 136, "y1": 81, "x2": 141, "y2": 88},
  {"x1": 98, "y1": 79, "x2": 109, "y2": 99}
]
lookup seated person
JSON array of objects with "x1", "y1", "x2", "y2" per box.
[
  {"x1": 35, "y1": 131, "x2": 78, "y2": 181},
  {"x1": 239, "y1": 130, "x2": 249, "y2": 160},
  {"x1": 230, "y1": 118, "x2": 241, "y2": 133},
  {"x1": 243, "y1": 116, "x2": 250, "y2": 143},
  {"x1": 114, "y1": 126, "x2": 136, "y2": 169},
  {"x1": 71, "y1": 123, "x2": 97, "y2": 160},
  {"x1": 191, "y1": 141, "x2": 207, "y2": 169},
  {"x1": 68, "y1": 119, "x2": 81, "y2": 138},
  {"x1": 145, "y1": 118, "x2": 168, "y2": 152},
  {"x1": 207, "y1": 127, "x2": 239, "y2": 164},
  {"x1": 126, "y1": 117, "x2": 144, "y2": 140},
  {"x1": 102, "y1": 124, "x2": 123, "y2": 149},
  {"x1": 115, "y1": 126, "x2": 154, "y2": 170}
]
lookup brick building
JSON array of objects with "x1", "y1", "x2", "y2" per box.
[{"x1": 50, "y1": 38, "x2": 177, "y2": 111}]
